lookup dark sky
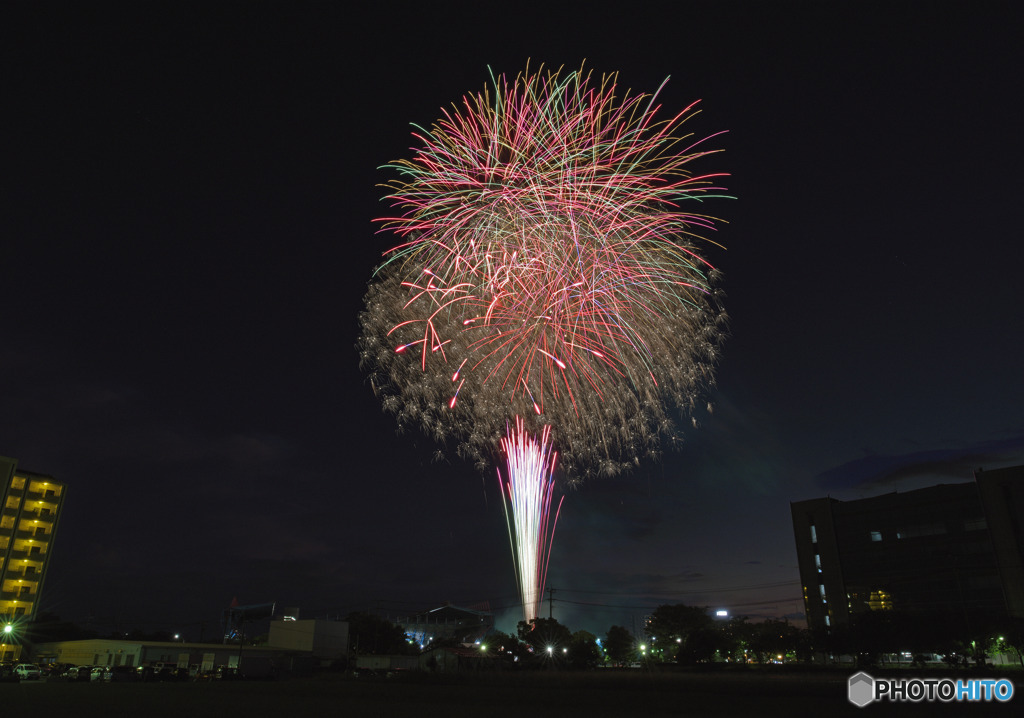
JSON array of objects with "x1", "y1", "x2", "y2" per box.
[{"x1": 4, "y1": 2, "x2": 1022, "y2": 638}]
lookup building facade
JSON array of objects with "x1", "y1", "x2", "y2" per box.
[
  {"x1": 791, "y1": 465, "x2": 1024, "y2": 640},
  {"x1": 33, "y1": 637, "x2": 311, "y2": 677},
  {"x1": 1, "y1": 455, "x2": 66, "y2": 661}
]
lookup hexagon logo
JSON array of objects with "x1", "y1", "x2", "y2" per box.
[{"x1": 848, "y1": 671, "x2": 874, "y2": 707}]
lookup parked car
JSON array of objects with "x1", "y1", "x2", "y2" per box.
[
  {"x1": 65, "y1": 665, "x2": 94, "y2": 682},
  {"x1": 214, "y1": 666, "x2": 244, "y2": 681},
  {"x1": 89, "y1": 666, "x2": 106, "y2": 682},
  {"x1": 154, "y1": 665, "x2": 188, "y2": 682},
  {"x1": 15, "y1": 664, "x2": 42, "y2": 680},
  {"x1": 103, "y1": 665, "x2": 140, "y2": 682},
  {"x1": 15, "y1": 664, "x2": 42, "y2": 681},
  {"x1": 45, "y1": 663, "x2": 71, "y2": 679}
]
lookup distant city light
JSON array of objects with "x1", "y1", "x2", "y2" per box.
[{"x1": 716, "y1": 609, "x2": 728, "y2": 617}]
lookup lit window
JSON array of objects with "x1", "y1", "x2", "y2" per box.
[
  {"x1": 870, "y1": 531, "x2": 882, "y2": 542},
  {"x1": 819, "y1": 584, "x2": 826, "y2": 600},
  {"x1": 824, "y1": 615, "x2": 831, "y2": 627},
  {"x1": 810, "y1": 525, "x2": 817, "y2": 543},
  {"x1": 814, "y1": 554, "x2": 822, "y2": 572},
  {"x1": 868, "y1": 589, "x2": 893, "y2": 611}
]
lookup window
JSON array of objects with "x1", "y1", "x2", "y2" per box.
[
  {"x1": 824, "y1": 615, "x2": 831, "y2": 627},
  {"x1": 814, "y1": 554, "x2": 822, "y2": 572},
  {"x1": 870, "y1": 531, "x2": 882, "y2": 542},
  {"x1": 810, "y1": 525, "x2": 818, "y2": 543},
  {"x1": 868, "y1": 589, "x2": 893, "y2": 610},
  {"x1": 819, "y1": 584, "x2": 827, "y2": 601}
]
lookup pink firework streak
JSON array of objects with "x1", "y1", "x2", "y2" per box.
[{"x1": 499, "y1": 418, "x2": 564, "y2": 623}]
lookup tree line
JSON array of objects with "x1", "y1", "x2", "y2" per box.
[{"x1": 348, "y1": 603, "x2": 1024, "y2": 670}]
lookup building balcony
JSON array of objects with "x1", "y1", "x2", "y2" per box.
[
  {"x1": 13, "y1": 529, "x2": 50, "y2": 542},
  {"x1": 17, "y1": 522, "x2": 53, "y2": 535},
  {"x1": 5, "y1": 567, "x2": 40, "y2": 580},
  {"x1": 0, "y1": 591, "x2": 36, "y2": 601},
  {"x1": 23, "y1": 489, "x2": 60, "y2": 504}
]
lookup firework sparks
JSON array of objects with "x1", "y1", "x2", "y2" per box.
[
  {"x1": 499, "y1": 418, "x2": 563, "y2": 622},
  {"x1": 359, "y1": 63, "x2": 728, "y2": 620},
  {"x1": 360, "y1": 63, "x2": 727, "y2": 479}
]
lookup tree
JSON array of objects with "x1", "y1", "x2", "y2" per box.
[
  {"x1": 568, "y1": 630, "x2": 602, "y2": 670},
  {"x1": 482, "y1": 631, "x2": 527, "y2": 665},
  {"x1": 518, "y1": 617, "x2": 572, "y2": 666},
  {"x1": 679, "y1": 625, "x2": 731, "y2": 664},
  {"x1": 605, "y1": 625, "x2": 635, "y2": 666},
  {"x1": 345, "y1": 612, "x2": 416, "y2": 655},
  {"x1": 745, "y1": 619, "x2": 802, "y2": 665},
  {"x1": 646, "y1": 604, "x2": 716, "y2": 664}
]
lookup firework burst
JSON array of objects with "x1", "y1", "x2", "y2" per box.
[
  {"x1": 359, "y1": 63, "x2": 728, "y2": 621},
  {"x1": 360, "y1": 63, "x2": 728, "y2": 480}
]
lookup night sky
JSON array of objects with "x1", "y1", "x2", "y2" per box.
[{"x1": 4, "y1": 3, "x2": 1022, "y2": 638}]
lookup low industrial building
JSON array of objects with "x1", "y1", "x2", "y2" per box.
[{"x1": 33, "y1": 618, "x2": 349, "y2": 677}]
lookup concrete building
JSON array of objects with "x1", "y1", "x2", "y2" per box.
[
  {"x1": 791, "y1": 465, "x2": 1024, "y2": 638},
  {"x1": 1, "y1": 456, "x2": 66, "y2": 662},
  {"x1": 266, "y1": 618, "x2": 348, "y2": 663},
  {"x1": 33, "y1": 619, "x2": 349, "y2": 675},
  {"x1": 33, "y1": 638, "x2": 311, "y2": 677}
]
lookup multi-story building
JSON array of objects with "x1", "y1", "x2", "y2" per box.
[
  {"x1": 791, "y1": 465, "x2": 1024, "y2": 640},
  {"x1": 1, "y1": 455, "x2": 66, "y2": 661}
]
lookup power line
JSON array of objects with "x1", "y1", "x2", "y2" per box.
[{"x1": 553, "y1": 580, "x2": 801, "y2": 597}]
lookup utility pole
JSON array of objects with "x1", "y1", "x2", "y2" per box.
[{"x1": 548, "y1": 587, "x2": 555, "y2": 619}]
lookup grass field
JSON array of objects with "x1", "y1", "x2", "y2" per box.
[{"x1": 2, "y1": 669, "x2": 1017, "y2": 717}]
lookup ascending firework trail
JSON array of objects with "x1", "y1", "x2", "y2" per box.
[{"x1": 359, "y1": 64, "x2": 730, "y2": 622}]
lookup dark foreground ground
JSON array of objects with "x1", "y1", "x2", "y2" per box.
[{"x1": 2, "y1": 669, "x2": 1018, "y2": 717}]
